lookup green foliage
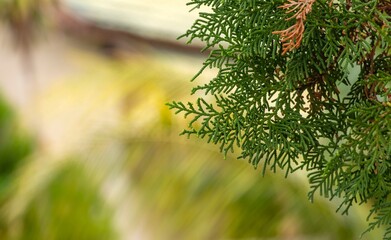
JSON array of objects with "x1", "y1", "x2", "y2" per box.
[
  {"x1": 19, "y1": 162, "x2": 117, "y2": 240},
  {"x1": 0, "y1": 95, "x2": 34, "y2": 238},
  {"x1": 0, "y1": 95, "x2": 116, "y2": 240},
  {"x1": 122, "y1": 139, "x2": 370, "y2": 239},
  {"x1": 168, "y1": 0, "x2": 391, "y2": 237},
  {"x1": 0, "y1": 96, "x2": 33, "y2": 199}
]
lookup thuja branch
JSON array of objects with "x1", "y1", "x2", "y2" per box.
[{"x1": 171, "y1": 0, "x2": 391, "y2": 238}]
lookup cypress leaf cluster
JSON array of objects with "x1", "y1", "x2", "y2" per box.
[{"x1": 168, "y1": 0, "x2": 391, "y2": 237}]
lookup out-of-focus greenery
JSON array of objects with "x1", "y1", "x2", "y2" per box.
[
  {"x1": 0, "y1": 95, "x2": 116, "y2": 240},
  {"x1": 0, "y1": 96, "x2": 32, "y2": 190},
  {"x1": 0, "y1": 95, "x2": 33, "y2": 238},
  {"x1": 17, "y1": 162, "x2": 117, "y2": 240}
]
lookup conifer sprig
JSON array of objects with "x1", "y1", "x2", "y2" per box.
[{"x1": 169, "y1": 0, "x2": 391, "y2": 237}]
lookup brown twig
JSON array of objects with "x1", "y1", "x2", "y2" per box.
[
  {"x1": 273, "y1": 0, "x2": 316, "y2": 55},
  {"x1": 364, "y1": 37, "x2": 381, "y2": 100}
]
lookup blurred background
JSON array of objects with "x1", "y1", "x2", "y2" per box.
[{"x1": 0, "y1": 1, "x2": 385, "y2": 239}]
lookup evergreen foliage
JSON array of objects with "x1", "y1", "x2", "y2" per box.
[{"x1": 168, "y1": 0, "x2": 391, "y2": 237}]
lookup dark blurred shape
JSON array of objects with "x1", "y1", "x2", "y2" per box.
[
  {"x1": 0, "y1": 95, "x2": 33, "y2": 238},
  {"x1": 55, "y1": 1, "x2": 205, "y2": 55},
  {"x1": 0, "y1": 96, "x2": 32, "y2": 195}
]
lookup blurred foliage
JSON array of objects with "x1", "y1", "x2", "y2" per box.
[
  {"x1": 122, "y1": 140, "x2": 362, "y2": 240},
  {"x1": 0, "y1": 95, "x2": 32, "y2": 197},
  {"x1": 17, "y1": 162, "x2": 117, "y2": 240},
  {"x1": 0, "y1": 95, "x2": 116, "y2": 240},
  {"x1": 0, "y1": 95, "x2": 33, "y2": 237}
]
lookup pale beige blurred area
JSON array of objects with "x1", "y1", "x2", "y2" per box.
[
  {"x1": 0, "y1": 0, "x2": 206, "y2": 156},
  {"x1": 61, "y1": 0, "x2": 204, "y2": 43},
  {"x1": 0, "y1": 0, "x2": 204, "y2": 106},
  {"x1": 0, "y1": 27, "x2": 78, "y2": 107}
]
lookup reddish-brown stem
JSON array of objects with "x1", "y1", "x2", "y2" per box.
[{"x1": 272, "y1": 0, "x2": 316, "y2": 55}]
